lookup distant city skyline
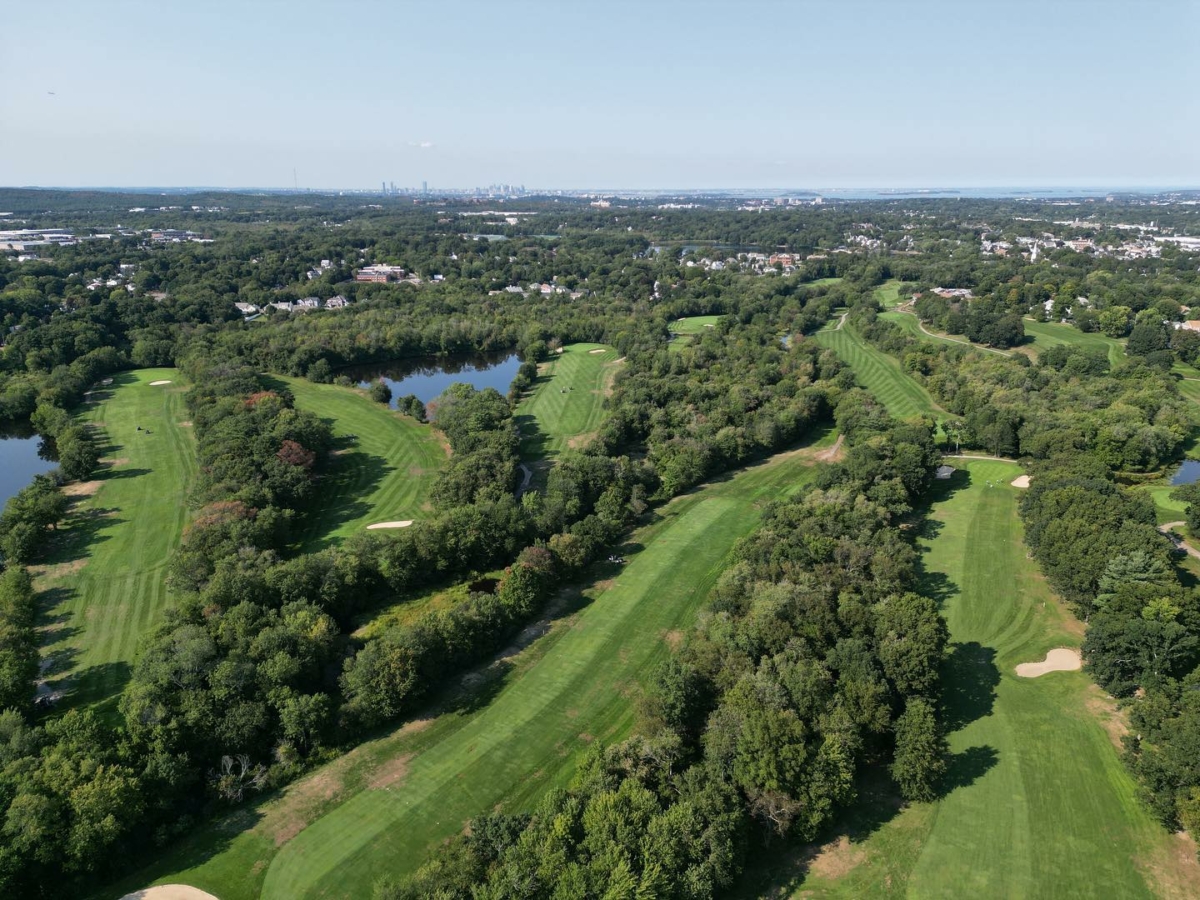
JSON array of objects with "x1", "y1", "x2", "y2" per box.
[{"x1": 2, "y1": 0, "x2": 1197, "y2": 190}]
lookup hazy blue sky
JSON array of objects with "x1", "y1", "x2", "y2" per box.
[{"x1": 2, "y1": 0, "x2": 1196, "y2": 189}]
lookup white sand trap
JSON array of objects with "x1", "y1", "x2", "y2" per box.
[
  {"x1": 1016, "y1": 647, "x2": 1081, "y2": 678},
  {"x1": 149, "y1": 380, "x2": 172, "y2": 386},
  {"x1": 120, "y1": 886, "x2": 219, "y2": 900},
  {"x1": 588, "y1": 348, "x2": 606, "y2": 354},
  {"x1": 367, "y1": 520, "x2": 414, "y2": 529},
  {"x1": 1011, "y1": 474, "x2": 1031, "y2": 488},
  {"x1": 101, "y1": 377, "x2": 113, "y2": 385},
  {"x1": 704, "y1": 323, "x2": 715, "y2": 327}
]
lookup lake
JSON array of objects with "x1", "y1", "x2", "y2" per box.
[
  {"x1": 0, "y1": 423, "x2": 58, "y2": 508},
  {"x1": 345, "y1": 351, "x2": 521, "y2": 407},
  {"x1": 1170, "y1": 459, "x2": 1200, "y2": 486}
]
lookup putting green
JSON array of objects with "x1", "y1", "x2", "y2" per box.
[
  {"x1": 749, "y1": 459, "x2": 1195, "y2": 898},
  {"x1": 516, "y1": 342, "x2": 621, "y2": 465},
  {"x1": 280, "y1": 378, "x2": 446, "y2": 550},
  {"x1": 105, "y1": 434, "x2": 835, "y2": 900},
  {"x1": 35, "y1": 368, "x2": 196, "y2": 716}
]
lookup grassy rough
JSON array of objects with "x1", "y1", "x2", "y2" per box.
[
  {"x1": 35, "y1": 368, "x2": 196, "y2": 716},
  {"x1": 104, "y1": 434, "x2": 834, "y2": 900},
  {"x1": 747, "y1": 460, "x2": 1194, "y2": 899},
  {"x1": 280, "y1": 377, "x2": 446, "y2": 550}
]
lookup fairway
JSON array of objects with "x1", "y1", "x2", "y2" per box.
[
  {"x1": 873, "y1": 278, "x2": 905, "y2": 308},
  {"x1": 753, "y1": 459, "x2": 1194, "y2": 899},
  {"x1": 280, "y1": 378, "x2": 446, "y2": 550},
  {"x1": 34, "y1": 369, "x2": 195, "y2": 715},
  {"x1": 668, "y1": 314, "x2": 721, "y2": 334},
  {"x1": 1023, "y1": 320, "x2": 1127, "y2": 365},
  {"x1": 880, "y1": 310, "x2": 1013, "y2": 356},
  {"x1": 108, "y1": 435, "x2": 834, "y2": 900},
  {"x1": 515, "y1": 342, "x2": 621, "y2": 464},
  {"x1": 813, "y1": 324, "x2": 942, "y2": 419}
]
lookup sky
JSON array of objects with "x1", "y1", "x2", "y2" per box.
[{"x1": 2, "y1": 0, "x2": 1197, "y2": 190}]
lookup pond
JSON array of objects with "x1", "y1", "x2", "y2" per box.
[
  {"x1": 0, "y1": 423, "x2": 58, "y2": 508},
  {"x1": 1170, "y1": 459, "x2": 1200, "y2": 486},
  {"x1": 344, "y1": 351, "x2": 521, "y2": 408}
]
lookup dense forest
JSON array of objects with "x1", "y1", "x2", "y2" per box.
[{"x1": 1, "y1": 189, "x2": 1200, "y2": 896}]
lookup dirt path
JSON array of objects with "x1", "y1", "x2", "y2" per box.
[
  {"x1": 835, "y1": 311, "x2": 849, "y2": 331},
  {"x1": 516, "y1": 462, "x2": 534, "y2": 497},
  {"x1": 1159, "y1": 522, "x2": 1200, "y2": 559},
  {"x1": 815, "y1": 433, "x2": 845, "y2": 462}
]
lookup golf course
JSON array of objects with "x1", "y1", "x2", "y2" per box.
[
  {"x1": 34, "y1": 368, "x2": 196, "y2": 716},
  {"x1": 101, "y1": 432, "x2": 837, "y2": 900},
  {"x1": 744, "y1": 459, "x2": 1197, "y2": 898},
  {"x1": 813, "y1": 322, "x2": 942, "y2": 419},
  {"x1": 515, "y1": 342, "x2": 622, "y2": 465},
  {"x1": 280, "y1": 377, "x2": 447, "y2": 549},
  {"x1": 1022, "y1": 319, "x2": 1127, "y2": 365}
]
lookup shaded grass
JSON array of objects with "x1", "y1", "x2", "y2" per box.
[
  {"x1": 106, "y1": 433, "x2": 836, "y2": 900},
  {"x1": 747, "y1": 460, "x2": 1193, "y2": 899},
  {"x1": 34, "y1": 368, "x2": 195, "y2": 718},
  {"x1": 280, "y1": 378, "x2": 446, "y2": 551}
]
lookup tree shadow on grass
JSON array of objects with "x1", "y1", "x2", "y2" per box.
[
  {"x1": 939, "y1": 641, "x2": 1000, "y2": 732},
  {"x1": 939, "y1": 745, "x2": 999, "y2": 796}
]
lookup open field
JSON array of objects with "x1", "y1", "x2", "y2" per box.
[
  {"x1": 515, "y1": 342, "x2": 621, "y2": 464},
  {"x1": 35, "y1": 369, "x2": 195, "y2": 716},
  {"x1": 1022, "y1": 320, "x2": 1127, "y2": 365},
  {"x1": 279, "y1": 378, "x2": 446, "y2": 551},
  {"x1": 744, "y1": 459, "x2": 1196, "y2": 899},
  {"x1": 102, "y1": 433, "x2": 836, "y2": 900},
  {"x1": 813, "y1": 324, "x2": 942, "y2": 420}
]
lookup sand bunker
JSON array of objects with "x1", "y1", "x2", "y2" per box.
[
  {"x1": 367, "y1": 520, "x2": 414, "y2": 529},
  {"x1": 1016, "y1": 647, "x2": 1081, "y2": 678},
  {"x1": 120, "y1": 886, "x2": 219, "y2": 900},
  {"x1": 588, "y1": 348, "x2": 606, "y2": 354},
  {"x1": 1011, "y1": 474, "x2": 1031, "y2": 488},
  {"x1": 149, "y1": 380, "x2": 172, "y2": 386}
]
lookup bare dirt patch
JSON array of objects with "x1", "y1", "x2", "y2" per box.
[
  {"x1": 567, "y1": 431, "x2": 598, "y2": 450},
  {"x1": 1011, "y1": 474, "x2": 1031, "y2": 488},
  {"x1": 367, "y1": 520, "x2": 414, "y2": 529},
  {"x1": 120, "y1": 886, "x2": 218, "y2": 900},
  {"x1": 1136, "y1": 831, "x2": 1200, "y2": 900},
  {"x1": 807, "y1": 835, "x2": 868, "y2": 880},
  {"x1": 662, "y1": 629, "x2": 684, "y2": 649},
  {"x1": 102, "y1": 457, "x2": 130, "y2": 467},
  {"x1": 1015, "y1": 647, "x2": 1081, "y2": 677},
  {"x1": 179, "y1": 420, "x2": 192, "y2": 427},
  {"x1": 62, "y1": 480, "x2": 102, "y2": 497},
  {"x1": 815, "y1": 434, "x2": 846, "y2": 463},
  {"x1": 29, "y1": 558, "x2": 89, "y2": 580},
  {"x1": 1084, "y1": 684, "x2": 1129, "y2": 752},
  {"x1": 369, "y1": 753, "x2": 414, "y2": 790}
]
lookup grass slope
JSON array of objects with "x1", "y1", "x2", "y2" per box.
[
  {"x1": 279, "y1": 378, "x2": 446, "y2": 550},
  {"x1": 35, "y1": 368, "x2": 195, "y2": 716},
  {"x1": 515, "y1": 343, "x2": 621, "y2": 465},
  {"x1": 754, "y1": 459, "x2": 1194, "y2": 899},
  {"x1": 108, "y1": 435, "x2": 833, "y2": 900},
  {"x1": 813, "y1": 324, "x2": 942, "y2": 420},
  {"x1": 873, "y1": 278, "x2": 905, "y2": 309},
  {"x1": 1023, "y1": 320, "x2": 1127, "y2": 365}
]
